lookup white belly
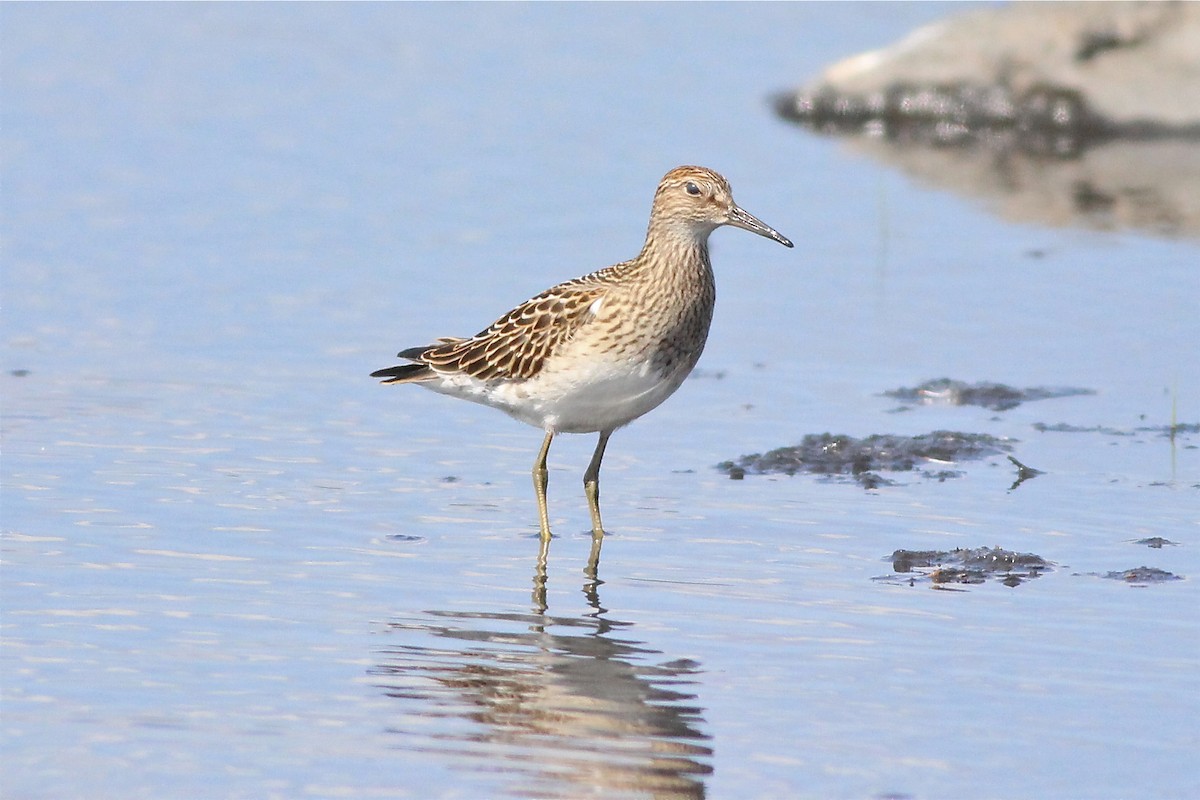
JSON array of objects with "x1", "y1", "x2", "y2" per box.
[{"x1": 424, "y1": 356, "x2": 692, "y2": 434}]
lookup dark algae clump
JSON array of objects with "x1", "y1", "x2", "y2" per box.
[
  {"x1": 877, "y1": 546, "x2": 1053, "y2": 588},
  {"x1": 718, "y1": 431, "x2": 1012, "y2": 487},
  {"x1": 1100, "y1": 567, "x2": 1183, "y2": 585}
]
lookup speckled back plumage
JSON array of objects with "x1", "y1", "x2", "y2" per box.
[
  {"x1": 377, "y1": 168, "x2": 728, "y2": 387},
  {"x1": 408, "y1": 272, "x2": 615, "y2": 382},
  {"x1": 372, "y1": 165, "x2": 791, "y2": 435}
]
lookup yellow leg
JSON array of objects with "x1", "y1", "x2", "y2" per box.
[
  {"x1": 533, "y1": 431, "x2": 554, "y2": 540},
  {"x1": 583, "y1": 430, "x2": 612, "y2": 538}
]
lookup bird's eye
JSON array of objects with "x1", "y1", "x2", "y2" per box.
[{"x1": 684, "y1": 181, "x2": 701, "y2": 196}]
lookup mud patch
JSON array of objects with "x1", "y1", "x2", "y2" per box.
[
  {"x1": 718, "y1": 430, "x2": 1012, "y2": 488},
  {"x1": 884, "y1": 378, "x2": 1095, "y2": 411},
  {"x1": 875, "y1": 546, "x2": 1053, "y2": 588}
]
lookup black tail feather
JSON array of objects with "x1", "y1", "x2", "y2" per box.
[{"x1": 397, "y1": 345, "x2": 432, "y2": 360}]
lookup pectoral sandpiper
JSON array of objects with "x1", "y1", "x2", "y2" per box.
[{"x1": 372, "y1": 165, "x2": 792, "y2": 540}]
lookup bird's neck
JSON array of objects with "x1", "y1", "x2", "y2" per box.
[{"x1": 636, "y1": 222, "x2": 715, "y2": 279}]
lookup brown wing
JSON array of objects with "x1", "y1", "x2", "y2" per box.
[{"x1": 420, "y1": 278, "x2": 607, "y2": 381}]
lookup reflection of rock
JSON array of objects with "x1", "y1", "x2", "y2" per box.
[
  {"x1": 373, "y1": 609, "x2": 712, "y2": 799},
  {"x1": 775, "y1": 2, "x2": 1200, "y2": 238},
  {"x1": 836, "y1": 135, "x2": 1200, "y2": 237}
]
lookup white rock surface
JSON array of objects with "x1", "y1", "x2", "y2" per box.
[{"x1": 810, "y1": 1, "x2": 1200, "y2": 129}]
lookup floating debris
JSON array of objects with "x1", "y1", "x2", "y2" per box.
[
  {"x1": 877, "y1": 546, "x2": 1053, "y2": 588},
  {"x1": 384, "y1": 533, "x2": 425, "y2": 543},
  {"x1": 1134, "y1": 537, "x2": 1178, "y2": 549},
  {"x1": 1006, "y1": 455, "x2": 1044, "y2": 490},
  {"x1": 718, "y1": 431, "x2": 1012, "y2": 488},
  {"x1": 857, "y1": 472, "x2": 897, "y2": 489},
  {"x1": 1101, "y1": 566, "x2": 1183, "y2": 585},
  {"x1": 884, "y1": 378, "x2": 1095, "y2": 411}
]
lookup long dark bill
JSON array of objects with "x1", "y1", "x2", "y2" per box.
[{"x1": 729, "y1": 205, "x2": 793, "y2": 248}]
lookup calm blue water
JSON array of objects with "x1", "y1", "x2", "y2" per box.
[{"x1": 4, "y1": 4, "x2": 1198, "y2": 799}]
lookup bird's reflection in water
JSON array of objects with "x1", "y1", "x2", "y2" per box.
[
  {"x1": 373, "y1": 545, "x2": 713, "y2": 799},
  {"x1": 532, "y1": 533, "x2": 604, "y2": 613}
]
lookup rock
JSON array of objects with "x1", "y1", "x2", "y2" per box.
[
  {"x1": 787, "y1": 2, "x2": 1200, "y2": 131},
  {"x1": 776, "y1": 2, "x2": 1200, "y2": 238}
]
